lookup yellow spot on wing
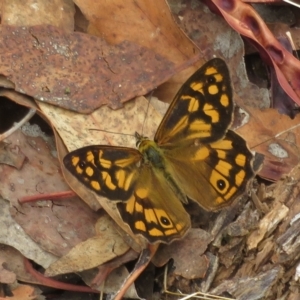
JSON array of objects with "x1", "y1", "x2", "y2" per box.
[
  {"x1": 136, "y1": 188, "x2": 148, "y2": 199},
  {"x1": 224, "y1": 187, "x2": 237, "y2": 200},
  {"x1": 193, "y1": 147, "x2": 209, "y2": 161},
  {"x1": 187, "y1": 132, "x2": 211, "y2": 139},
  {"x1": 235, "y1": 154, "x2": 246, "y2": 167},
  {"x1": 124, "y1": 172, "x2": 135, "y2": 191},
  {"x1": 85, "y1": 166, "x2": 94, "y2": 177},
  {"x1": 203, "y1": 103, "x2": 213, "y2": 110},
  {"x1": 220, "y1": 94, "x2": 229, "y2": 107},
  {"x1": 167, "y1": 115, "x2": 188, "y2": 137},
  {"x1": 145, "y1": 208, "x2": 158, "y2": 224},
  {"x1": 116, "y1": 169, "x2": 125, "y2": 188},
  {"x1": 115, "y1": 157, "x2": 136, "y2": 168},
  {"x1": 208, "y1": 85, "x2": 218, "y2": 95},
  {"x1": 101, "y1": 171, "x2": 116, "y2": 190},
  {"x1": 217, "y1": 150, "x2": 226, "y2": 159},
  {"x1": 215, "y1": 160, "x2": 232, "y2": 176},
  {"x1": 179, "y1": 94, "x2": 200, "y2": 119},
  {"x1": 181, "y1": 95, "x2": 193, "y2": 101},
  {"x1": 75, "y1": 165, "x2": 83, "y2": 174},
  {"x1": 97, "y1": 150, "x2": 112, "y2": 168},
  {"x1": 214, "y1": 73, "x2": 223, "y2": 82},
  {"x1": 216, "y1": 196, "x2": 224, "y2": 204},
  {"x1": 91, "y1": 181, "x2": 100, "y2": 191},
  {"x1": 235, "y1": 170, "x2": 246, "y2": 186},
  {"x1": 205, "y1": 66, "x2": 218, "y2": 75},
  {"x1": 99, "y1": 158, "x2": 112, "y2": 169},
  {"x1": 165, "y1": 229, "x2": 177, "y2": 235},
  {"x1": 187, "y1": 97, "x2": 199, "y2": 112},
  {"x1": 211, "y1": 140, "x2": 233, "y2": 150},
  {"x1": 86, "y1": 151, "x2": 95, "y2": 165},
  {"x1": 135, "y1": 201, "x2": 143, "y2": 213},
  {"x1": 190, "y1": 82, "x2": 204, "y2": 93},
  {"x1": 189, "y1": 120, "x2": 211, "y2": 132},
  {"x1": 149, "y1": 228, "x2": 164, "y2": 237},
  {"x1": 72, "y1": 156, "x2": 80, "y2": 166},
  {"x1": 135, "y1": 221, "x2": 146, "y2": 232},
  {"x1": 204, "y1": 108, "x2": 219, "y2": 123},
  {"x1": 125, "y1": 195, "x2": 135, "y2": 214},
  {"x1": 176, "y1": 223, "x2": 183, "y2": 231}
]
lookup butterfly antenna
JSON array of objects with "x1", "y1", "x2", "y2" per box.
[
  {"x1": 89, "y1": 128, "x2": 135, "y2": 137},
  {"x1": 141, "y1": 90, "x2": 154, "y2": 136}
]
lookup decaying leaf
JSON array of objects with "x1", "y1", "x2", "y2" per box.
[
  {"x1": 46, "y1": 215, "x2": 130, "y2": 276},
  {"x1": 0, "y1": 284, "x2": 39, "y2": 300},
  {"x1": 0, "y1": 25, "x2": 175, "y2": 113},
  {"x1": 205, "y1": 0, "x2": 300, "y2": 107},
  {"x1": 153, "y1": 229, "x2": 212, "y2": 280},
  {"x1": 3, "y1": 1, "x2": 300, "y2": 299}
]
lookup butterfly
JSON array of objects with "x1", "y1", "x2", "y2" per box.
[{"x1": 63, "y1": 58, "x2": 255, "y2": 244}]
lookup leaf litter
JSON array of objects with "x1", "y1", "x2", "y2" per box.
[{"x1": 2, "y1": 1, "x2": 300, "y2": 299}]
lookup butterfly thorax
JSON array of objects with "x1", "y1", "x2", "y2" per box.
[{"x1": 137, "y1": 136, "x2": 165, "y2": 169}]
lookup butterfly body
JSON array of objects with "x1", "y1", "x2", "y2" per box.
[
  {"x1": 64, "y1": 58, "x2": 255, "y2": 244},
  {"x1": 137, "y1": 133, "x2": 188, "y2": 205},
  {"x1": 137, "y1": 136, "x2": 165, "y2": 168}
]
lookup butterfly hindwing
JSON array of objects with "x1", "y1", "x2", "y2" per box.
[
  {"x1": 117, "y1": 165, "x2": 190, "y2": 243},
  {"x1": 161, "y1": 130, "x2": 254, "y2": 211},
  {"x1": 155, "y1": 58, "x2": 233, "y2": 145}
]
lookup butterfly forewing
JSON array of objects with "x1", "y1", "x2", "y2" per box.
[
  {"x1": 63, "y1": 146, "x2": 142, "y2": 201},
  {"x1": 155, "y1": 58, "x2": 233, "y2": 145}
]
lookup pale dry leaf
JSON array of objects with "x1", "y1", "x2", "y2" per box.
[
  {"x1": 0, "y1": 198, "x2": 57, "y2": 269},
  {"x1": 2, "y1": 0, "x2": 75, "y2": 30},
  {"x1": 0, "y1": 256, "x2": 16, "y2": 284},
  {"x1": 40, "y1": 96, "x2": 164, "y2": 249},
  {"x1": 46, "y1": 214, "x2": 130, "y2": 276}
]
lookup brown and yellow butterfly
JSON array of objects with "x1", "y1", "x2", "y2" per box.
[{"x1": 63, "y1": 58, "x2": 254, "y2": 244}]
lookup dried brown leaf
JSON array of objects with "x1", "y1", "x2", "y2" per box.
[
  {"x1": 205, "y1": 0, "x2": 300, "y2": 107},
  {"x1": 0, "y1": 25, "x2": 176, "y2": 113},
  {"x1": 236, "y1": 107, "x2": 300, "y2": 181}
]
